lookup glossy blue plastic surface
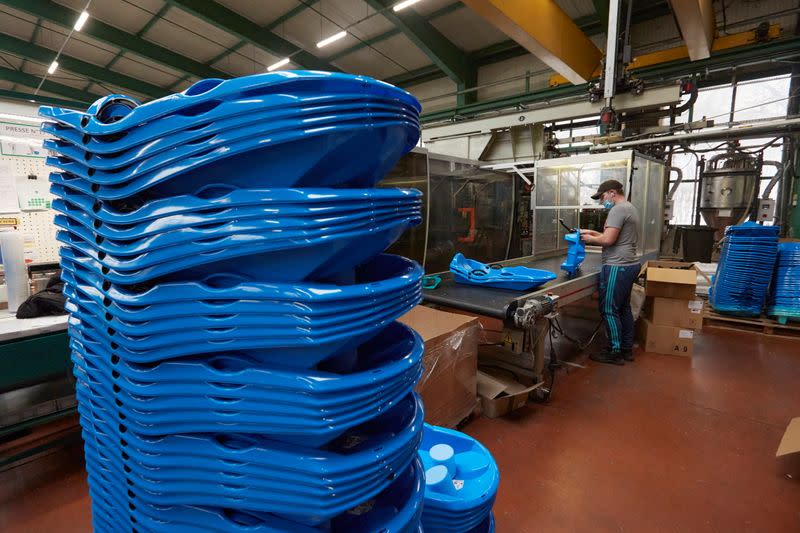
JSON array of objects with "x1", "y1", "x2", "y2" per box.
[
  {"x1": 39, "y1": 71, "x2": 420, "y2": 134},
  {"x1": 709, "y1": 222, "x2": 779, "y2": 316},
  {"x1": 450, "y1": 252, "x2": 557, "y2": 290},
  {"x1": 46, "y1": 71, "x2": 425, "y2": 532},
  {"x1": 560, "y1": 230, "x2": 586, "y2": 277},
  {"x1": 46, "y1": 116, "x2": 418, "y2": 188},
  {"x1": 50, "y1": 183, "x2": 420, "y2": 223},
  {"x1": 85, "y1": 457, "x2": 424, "y2": 533},
  {"x1": 57, "y1": 213, "x2": 421, "y2": 284},
  {"x1": 767, "y1": 242, "x2": 800, "y2": 319},
  {"x1": 419, "y1": 424, "x2": 500, "y2": 532}
]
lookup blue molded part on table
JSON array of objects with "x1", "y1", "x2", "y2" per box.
[
  {"x1": 418, "y1": 424, "x2": 499, "y2": 533},
  {"x1": 84, "y1": 457, "x2": 424, "y2": 533},
  {"x1": 39, "y1": 71, "x2": 421, "y2": 135},
  {"x1": 560, "y1": 230, "x2": 585, "y2": 277},
  {"x1": 709, "y1": 222, "x2": 779, "y2": 316},
  {"x1": 43, "y1": 99, "x2": 418, "y2": 163},
  {"x1": 450, "y1": 252, "x2": 557, "y2": 291}
]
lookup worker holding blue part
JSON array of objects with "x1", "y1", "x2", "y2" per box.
[{"x1": 580, "y1": 179, "x2": 640, "y2": 366}]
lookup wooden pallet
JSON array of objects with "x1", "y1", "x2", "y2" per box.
[{"x1": 703, "y1": 310, "x2": 800, "y2": 339}]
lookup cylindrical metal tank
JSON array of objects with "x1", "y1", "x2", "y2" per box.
[{"x1": 699, "y1": 150, "x2": 760, "y2": 239}]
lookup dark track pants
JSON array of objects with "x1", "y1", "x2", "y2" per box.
[{"x1": 598, "y1": 263, "x2": 640, "y2": 353}]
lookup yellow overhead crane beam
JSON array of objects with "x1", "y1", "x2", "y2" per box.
[
  {"x1": 548, "y1": 24, "x2": 782, "y2": 87},
  {"x1": 462, "y1": 0, "x2": 603, "y2": 85}
]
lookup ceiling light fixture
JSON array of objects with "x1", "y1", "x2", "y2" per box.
[
  {"x1": 267, "y1": 58, "x2": 291, "y2": 71},
  {"x1": 393, "y1": 0, "x2": 422, "y2": 12},
  {"x1": 47, "y1": 60, "x2": 59, "y2": 74},
  {"x1": 316, "y1": 31, "x2": 347, "y2": 48},
  {"x1": 74, "y1": 10, "x2": 90, "y2": 31}
]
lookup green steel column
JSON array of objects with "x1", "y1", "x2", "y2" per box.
[{"x1": 790, "y1": 144, "x2": 800, "y2": 238}]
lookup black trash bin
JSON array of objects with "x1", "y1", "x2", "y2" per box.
[{"x1": 676, "y1": 225, "x2": 717, "y2": 263}]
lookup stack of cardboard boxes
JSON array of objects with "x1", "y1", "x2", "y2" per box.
[{"x1": 638, "y1": 261, "x2": 704, "y2": 357}]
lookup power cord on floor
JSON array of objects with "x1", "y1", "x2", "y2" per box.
[{"x1": 550, "y1": 317, "x2": 603, "y2": 351}]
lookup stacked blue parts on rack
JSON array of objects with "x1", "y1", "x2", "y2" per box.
[
  {"x1": 560, "y1": 229, "x2": 585, "y2": 277},
  {"x1": 767, "y1": 242, "x2": 800, "y2": 322},
  {"x1": 42, "y1": 71, "x2": 430, "y2": 532},
  {"x1": 450, "y1": 252, "x2": 557, "y2": 291},
  {"x1": 419, "y1": 425, "x2": 500, "y2": 532},
  {"x1": 709, "y1": 222, "x2": 780, "y2": 316}
]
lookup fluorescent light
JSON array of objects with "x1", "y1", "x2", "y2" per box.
[
  {"x1": 393, "y1": 0, "x2": 422, "y2": 11},
  {"x1": 74, "y1": 10, "x2": 90, "y2": 31},
  {"x1": 47, "y1": 60, "x2": 58, "y2": 74},
  {"x1": 316, "y1": 31, "x2": 347, "y2": 48},
  {"x1": 267, "y1": 58, "x2": 291, "y2": 72}
]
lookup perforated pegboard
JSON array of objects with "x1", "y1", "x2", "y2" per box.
[{"x1": 0, "y1": 118, "x2": 60, "y2": 264}]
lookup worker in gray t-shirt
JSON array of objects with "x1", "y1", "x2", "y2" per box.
[{"x1": 580, "y1": 179, "x2": 640, "y2": 366}]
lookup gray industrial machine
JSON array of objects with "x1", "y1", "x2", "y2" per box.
[
  {"x1": 379, "y1": 148, "x2": 516, "y2": 273},
  {"x1": 698, "y1": 147, "x2": 761, "y2": 240},
  {"x1": 533, "y1": 150, "x2": 666, "y2": 257}
]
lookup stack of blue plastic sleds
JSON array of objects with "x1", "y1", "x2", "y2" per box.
[
  {"x1": 44, "y1": 71, "x2": 427, "y2": 532},
  {"x1": 419, "y1": 424, "x2": 500, "y2": 532},
  {"x1": 767, "y1": 241, "x2": 800, "y2": 322},
  {"x1": 709, "y1": 222, "x2": 779, "y2": 316}
]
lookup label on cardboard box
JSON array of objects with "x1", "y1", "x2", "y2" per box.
[
  {"x1": 688, "y1": 300, "x2": 703, "y2": 313},
  {"x1": 678, "y1": 329, "x2": 693, "y2": 339}
]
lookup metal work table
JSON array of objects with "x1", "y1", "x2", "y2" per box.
[{"x1": 423, "y1": 251, "x2": 604, "y2": 320}]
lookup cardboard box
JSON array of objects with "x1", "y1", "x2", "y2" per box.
[
  {"x1": 776, "y1": 417, "x2": 800, "y2": 478},
  {"x1": 644, "y1": 297, "x2": 704, "y2": 330},
  {"x1": 638, "y1": 318, "x2": 694, "y2": 357},
  {"x1": 399, "y1": 305, "x2": 478, "y2": 428},
  {"x1": 436, "y1": 305, "x2": 504, "y2": 345},
  {"x1": 641, "y1": 260, "x2": 699, "y2": 300},
  {"x1": 477, "y1": 367, "x2": 540, "y2": 418}
]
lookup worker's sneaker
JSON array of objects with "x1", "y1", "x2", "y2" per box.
[
  {"x1": 590, "y1": 350, "x2": 625, "y2": 366},
  {"x1": 622, "y1": 349, "x2": 634, "y2": 362}
]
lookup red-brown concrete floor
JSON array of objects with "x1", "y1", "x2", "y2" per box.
[{"x1": 1, "y1": 325, "x2": 799, "y2": 532}]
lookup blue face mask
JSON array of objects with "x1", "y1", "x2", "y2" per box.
[{"x1": 603, "y1": 200, "x2": 614, "y2": 210}]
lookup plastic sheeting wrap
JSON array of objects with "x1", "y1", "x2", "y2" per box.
[
  {"x1": 768, "y1": 242, "x2": 800, "y2": 320},
  {"x1": 44, "y1": 71, "x2": 428, "y2": 532},
  {"x1": 709, "y1": 222, "x2": 779, "y2": 316}
]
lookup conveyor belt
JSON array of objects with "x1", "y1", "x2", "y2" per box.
[{"x1": 423, "y1": 252, "x2": 605, "y2": 320}]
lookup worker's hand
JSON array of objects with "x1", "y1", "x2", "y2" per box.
[
  {"x1": 580, "y1": 233, "x2": 594, "y2": 244},
  {"x1": 580, "y1": 229, "x2": 600, "y2": 237}
]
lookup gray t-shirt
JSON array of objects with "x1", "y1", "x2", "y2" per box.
[{"x1": 602, "y1": 201, "x2": 639, "y2": 265}]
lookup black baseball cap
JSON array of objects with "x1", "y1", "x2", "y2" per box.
[{"x1": 591, "y1": 179, "x2": 624, "y2": 200}]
